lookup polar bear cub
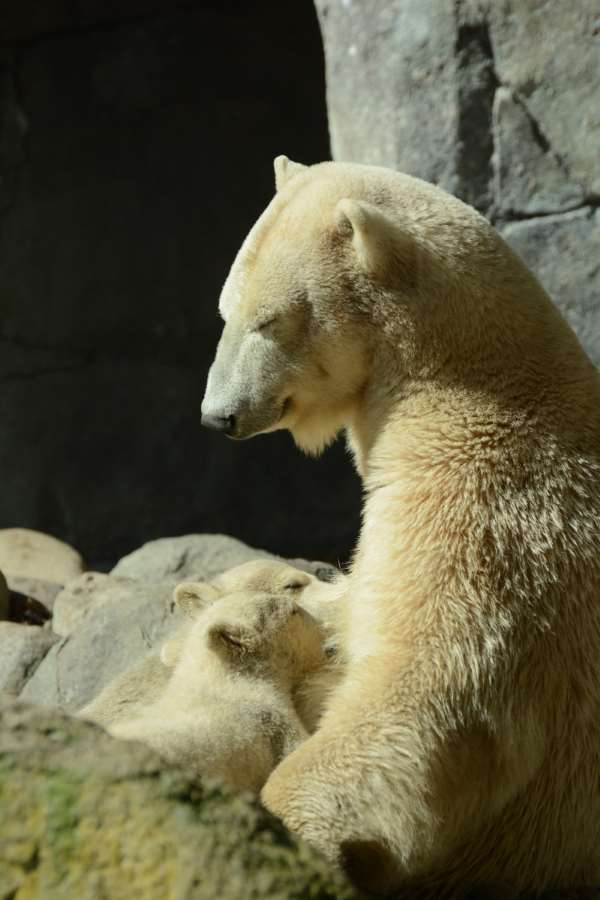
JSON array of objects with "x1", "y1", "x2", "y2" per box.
[
  {"x1": 99, "y1": 561, "x2": 332, "y2": 792},
  {"x1": 80, "y1": 559, "x2": 339, "y2": 731}
]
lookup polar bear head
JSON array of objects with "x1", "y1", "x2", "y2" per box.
[
  {"x1": 201, "y1": 156, "x2": 421, "y2": 455},
  {"x1": 162, "y1": 559, "x2": 328, "y2": 683}
]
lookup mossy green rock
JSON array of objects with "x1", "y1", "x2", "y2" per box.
[{"x1": 0, "y1": 701, "x2": 357, "y2": 900}]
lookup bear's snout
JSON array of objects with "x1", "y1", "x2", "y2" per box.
[{"x1": 200, "y1": 412, "x2": 236, "y2": 435}]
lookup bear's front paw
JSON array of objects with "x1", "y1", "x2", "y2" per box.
[
  {"x1": 261, "y1": 754, "x2": 297, "y2": 821},
  {"x1": 261, "y1": 743, "x2": 344, "y2": 862}
]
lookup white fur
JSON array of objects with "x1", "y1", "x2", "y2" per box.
[
  {"x1": 204, "y1": 158, "x2": 600, "y2": 895},
  {"x1": 82, "y1": 560, "x2": 336, "y2": 792}
]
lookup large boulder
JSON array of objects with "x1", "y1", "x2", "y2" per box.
[
  {"x1": 0, "y1": 623, "x2": 57, "y2": 694},
  {"x1": 0, "y1": 529, "x2": 84, "y2": 584},
  {"x1": 0, "y1": 700, "x2": 356, "y2": 900},
  {"x1": 112, "y1": 533, "x2": 338, "y2": 585},
  {"x1": 503, "y1": 209, "x2": 600, "y2": 365},
  {"x1": 111, "y1": 534, "x2": 276, "y2": 583},
  {"x1": 315, "y1": 0, "x2": 600, "y2": 365},
  {"x1": 20, "y1": 576, "x2": 181, "y2": 712}
]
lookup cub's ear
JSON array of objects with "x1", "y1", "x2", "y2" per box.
[
  {"x1": 333, "y1": 198, "x2": 414, "y2": 283},
  {"x1": 274, "y1": 155, "x2": 307, "y2": 191},
  {"x1": 172, "y1": 582, "x2": 219, "y2": 619}
]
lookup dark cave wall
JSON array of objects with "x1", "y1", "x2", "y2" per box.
[{"x1": 0, "y1": 1, "x2": 363, "y2": 567}]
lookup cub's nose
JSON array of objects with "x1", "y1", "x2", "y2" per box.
[{"x1": 201, "y1": 413, "x2": 236, "y2": 435}]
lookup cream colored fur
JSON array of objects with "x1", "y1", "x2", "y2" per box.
[
  {"x1": 78, "y1": 650, "x2": 172, "y2": 728},
  {"x1": 202, "y1": 157, "x2": 600, "y2": 895},
  {"x1": 82, "y1": 560, "x2": 334, "y2": 793},
  {"x1": 80, "y1": 560, "x2": 339, "y2": 732}
]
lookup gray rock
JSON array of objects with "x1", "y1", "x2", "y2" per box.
[
  {"x1": 5, "y1": 574, "x2": 62, "y2": 613},
  {"x1": 489, "y1": 0, "x2": 600, "y2": 200},
  {"x1": 316, "y1": 1, "x2": 599, "y2": 211},
  {"x1": 0, "y1": 528, "x2": 84, "y2": 584},
  {"x1": 20, "y1": 576, "x2": 183, "y2": 711},
  {"x1": 0, "y1": 570, "x2": 8, "y2": 620},
  {"x1": 112, "y1": 533, "x2": 276, "y2": 583},
  {"x1": 315, "y1": 0, "x2": 600, "y2": 367},
  {"x1": 501, "y1": 209, "x2": 600, "y2": 365},
  {"x1": 52, "y1": 571, "x2": 143, "y2": 637},
  {"x1": 112, "y1": 534, "x2": 339, "y2": 585},
  {"x1": 0, "y1": 623, "x2": 57, "y2": 694},
  {"x1": 0, "y1": 699, "x2": 356, "y2": 900},
  {"x1": 315, "y1": 0, "x2": 459, "y2": 193},
  {"x1": 492, "y1": 86, "x2": 586, "y2": 217}
]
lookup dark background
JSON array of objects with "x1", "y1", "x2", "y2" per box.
[{"x1": 0, "y1": 1, "x2": 363, "y2": 569}]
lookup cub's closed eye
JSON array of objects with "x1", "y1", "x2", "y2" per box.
[
  {"x1": 284, "y1": 580, "x2": 305, "y2": 591},
  {"x1": 256, "y1": 316, "x2": 278, "y2": 333}
]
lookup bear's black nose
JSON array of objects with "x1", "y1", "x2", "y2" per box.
[{"x1": 201, "y1": 413, "x2": 236, "y2": 435}]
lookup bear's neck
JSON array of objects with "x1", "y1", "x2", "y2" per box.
[{"x1": 345, "y1": 311, "x2": 600, "y2": 484}]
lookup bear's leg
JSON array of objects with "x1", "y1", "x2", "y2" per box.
[{"x1": 261, "y1": 715, "x2": 433, "y2": 894}]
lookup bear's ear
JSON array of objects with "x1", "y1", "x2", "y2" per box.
[
  {"x1": 274, "y1": 155, "x2": 307, "y2": 191},
  {"x1": 172, "y1": 582, "x2": 219, "y2": 619},
  {"x1": 333, "y1": 198, "x2": 414, "y2": 282}
]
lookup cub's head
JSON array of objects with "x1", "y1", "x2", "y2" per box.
[
  {"x1": 201, "y1": 156, "x2": 415, "y2": 455},
  {"x1": 162, "y1": 559, "x2": 327, "y2": 681}
]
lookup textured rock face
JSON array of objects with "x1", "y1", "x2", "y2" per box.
[
  {"x1": 0, "y1": 623, "x2": 57, "y2": 694},
  {"x1": 315, "y1": 0, "x2": 600, "y2": 364},
  {"x1": 503, "y1": 209, "x2": 600, "y2": 364},
  {"x1": 0, "y1": 700, "x2": 356, "y2": 900},
  {"x1": 112, "y1": 533, "x2": 338, "y2": 584},
  {"x1": 0, "y1": 0, "x2": 362, "y2": 570},
  {"x1": 21, "y1": 576, "x2": 181, "y2": 711}
]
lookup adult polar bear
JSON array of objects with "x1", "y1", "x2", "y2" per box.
[{"x1": 201, "y1": 158, "x2": 600, "y2": 896}]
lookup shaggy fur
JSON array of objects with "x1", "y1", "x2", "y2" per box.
[
  {"x1": 202, "y1": 157, "x2": 600, "y2": 895},
  {"x1": 81, "y1": 560, "x2": 333, "y2": 792}
]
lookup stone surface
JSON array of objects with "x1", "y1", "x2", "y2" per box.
[
  {"x1": 0, "y1": 700, "x2": 356, "y2": 900},
  {"x1": 21, "y1": 576, "x2": 182, "y2": 711},
  {"x1": 502, "y1": 210, "x2": 600, "y2": 365},
  {"x1": 316, "y1": 0, "x2": 600, "y2": 364},
  {"x1": 0, "y1": 2, "x2": 362, "y2": 571},
  {"x1": 5, "y1": 574, "x2": 62, "y2": 613},
  {"x1": 0, "y1": 571, "x2": 8, "y2": 621},
  {"x1": 492, "y1": 86, "x2": 586, "y2": 217},
  {"x1": 52, "y1": 571, "x2": 138, "y2": 637},
  {"x1": 112, "y1": 533, "x2": 339, "y2": 585},
  {"x1": 0, "y1": 623, "x2": 57, "y2": 694},
  {"x1": 0, "y1": 529, "x2": 84, "y2": 584},
  {"x1": 316, "y1": 0, "x2": 459, "y2": 192},
  {"x1": 112, "y1": 534, "x2": 276, "y2": 583},
  {"x1": 488, "y1": 0, "x2": 600, "y2": 200}
]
